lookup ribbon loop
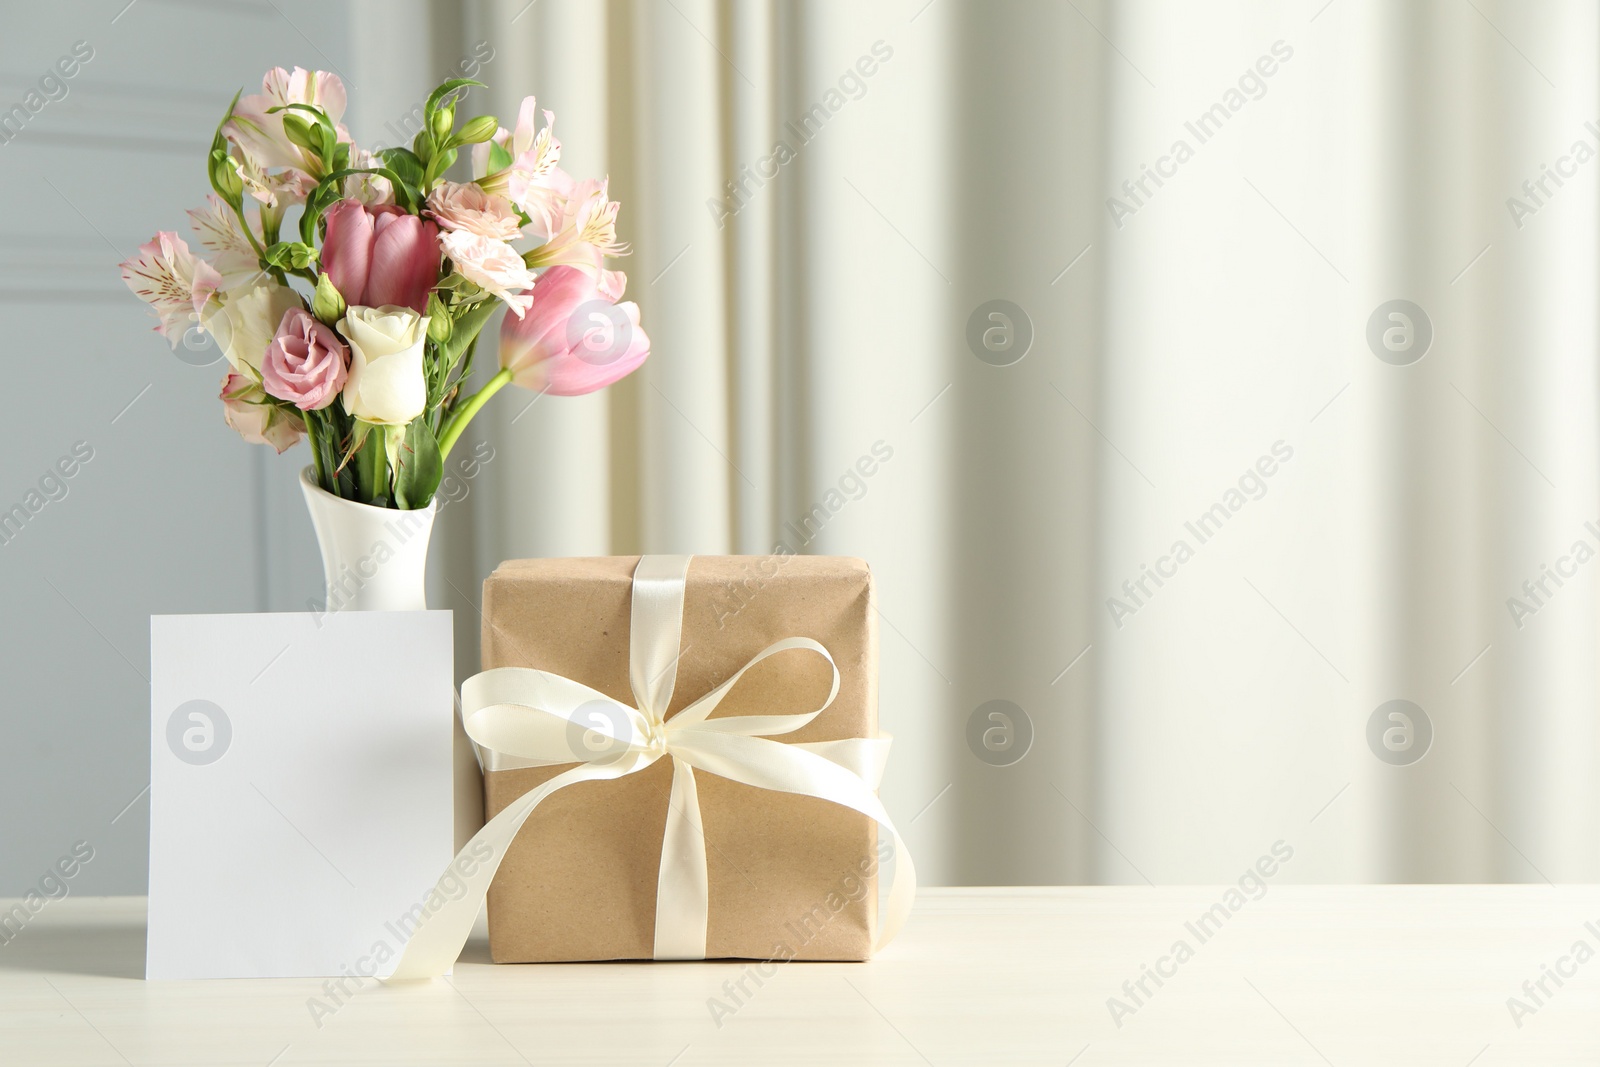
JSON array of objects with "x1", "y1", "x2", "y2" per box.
[{"x1": 383, "y1": 555, "x2": 915, "y2": 979}]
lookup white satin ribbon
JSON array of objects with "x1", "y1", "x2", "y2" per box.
[{"x1": 383, "y1": 555, "x2": 916, "y2": 979}]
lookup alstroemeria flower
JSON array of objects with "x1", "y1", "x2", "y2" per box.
[
  {"x1": 119, "y1": 232, "x2": 222, "y2": 346},
  {"x1": 426, "y1": 181, "x2": 522, "y2": 241},
  {"x1": 221, "y1": 371, "x2": 303, "y2": 453},
  {"x1": 472, "y1": 96, "x2": 570, "y2": 238},
  {"x1": 441, "y1": 230, "x2": 534, "y2": 317},
  {"x1": 229, "y1": 147, "x2": 316, "y2": 210},
  {"x1": 187, "y1": 195, "x2": 263, "y2": 290},
  {"x1": 201, "y1": 281, "x2": 305, "y2": 378},
  {"x1": 522, "y1": 178, "x2": 628, "y2": 277},
  {"x1": 226, "y1": 67, "x2": 351, "y2": 177},
  {"x1": 344, "y1": 147, "x2": 395, "y2": 207},
  {"x1": 498, "y1": 265, "x2": 649, "y2": 394}
]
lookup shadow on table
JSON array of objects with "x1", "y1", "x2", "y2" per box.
[{"x1": 0, "y1": 922, "x2": 147, "y2": 980}]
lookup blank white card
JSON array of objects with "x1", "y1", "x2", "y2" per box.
[{"x1": 148, "y1": 611, "x2": 455, "y2": 980}]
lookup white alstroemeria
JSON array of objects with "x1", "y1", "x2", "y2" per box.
[
  {"x1": 187, "y1": 195, "x2": 264, "y2": 290},
  {"x1": 344, "y1": 147, "x2": 396, "y2": 207},
  {"x1": 338, "y1": 305, "x2": 430, "y2": 426},
  {"x1": 201, "y1": 281, "x2": 303, "y2": 378}
]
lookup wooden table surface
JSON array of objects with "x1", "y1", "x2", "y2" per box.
[{"x1": 1, "y1": 886, "x2": 1596, "y2": 1065}]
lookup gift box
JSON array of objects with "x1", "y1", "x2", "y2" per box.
[{"x1": 477, "y1": 555, "x2": 883, "y2": 962}]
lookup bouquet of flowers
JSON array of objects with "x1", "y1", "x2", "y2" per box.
[{"x1": 121, "y1": 68, "x2": 649, "y2": 510}]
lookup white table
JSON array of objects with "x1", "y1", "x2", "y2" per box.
[{"x1": 1, "y1": 887, "x2": 1595, "y2": 1065}]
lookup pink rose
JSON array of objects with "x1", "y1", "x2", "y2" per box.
[
  {"x1": 320, "y1": 199, "x2": 441, "y2": 313},
  {"x1": 220, "y1": 372, "x2": 303, "y2": 452},
  {"x1": 261, "y1": 307, "x2": 348, "y2": 410},
  {"x1": 498, "y1": 265, "x2": 649, "y2": 395}
]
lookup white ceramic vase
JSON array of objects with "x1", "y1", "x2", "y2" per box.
[{"x1": 298, "y1": 467, "x2": 438, "y2": 613}]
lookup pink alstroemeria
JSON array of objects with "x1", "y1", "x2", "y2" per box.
[
  {"x1": 498, "y1": 265, "x2": 649, "y2": 394},
  {"x1": 226, "y1": 66, "x2": 351, "y2": 177},
  {"x1": 441, "y1": 230, "x2": 535, "y2": 317},
  {"x1": 187, "y1": 195, "x2": 262, "y2": 290},
  {"x1": 227, "y1": 147, "x2": 316, "y2": 211},
  {"x1": 522, "y1": 178, "x2": 628, "y2": 277},
  {"x1": 220, "y1": 371, "x2": 303, "y2": 452},
  {"x1": 120, "y1": 232, "x2": 222, "y2": 346},
  {"x1": 472, "y1": 96, "x2": 571, "y2": 239}
]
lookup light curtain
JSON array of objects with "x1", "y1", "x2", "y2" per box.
[{"x1": 352, "y1": 0, "x2": 1600, "y2": 885}]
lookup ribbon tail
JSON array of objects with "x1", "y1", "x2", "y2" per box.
[
  {"x1": 671, "y1": 731, "x2": 917, "y2": 956},
  {"x1": 382, "y1": 756, "x2": 651, "y2": 981},
  {"x1": 874, "y1": 817, "x2": 916, "y2": 953},
  {"x1": 653, "y1": 756, "x2": 710, "y2": 959}
]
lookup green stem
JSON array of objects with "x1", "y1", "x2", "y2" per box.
[
  {"x1": 355, "y1": 428, "x2": 389, "y2": 506},
  {"x1": 304, "y1": 409, "x2": 328, "y2": 490},
  {"x1": 438, "y1": 367, "x2": 512, "y2": 459},
  {"x1": 229, "y1": 198, "x2": 269, "y2": 263}
]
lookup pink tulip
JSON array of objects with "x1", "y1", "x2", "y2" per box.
[
  {"x1": 320, "y1": 199, "x2": 440, "y2": 313},
  {"x1": 499, "y1": 266, "x2": 649, "y2": 395},
  {"x1": 261, "y1": 307, "x2": 348, "y2": 410}
]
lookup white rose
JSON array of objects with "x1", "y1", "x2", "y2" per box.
[
  {"x1": 202, "y1": 281, "x2": 302, "y2": 377},
  {"x1": 338, "y1": 305, "x2": 430, "y2": 426}
]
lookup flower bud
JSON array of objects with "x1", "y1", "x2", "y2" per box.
[
  {"x1": 426, "y1": 293, "x2": 452, "y2": 343},
  {"x1": 454, "y1": 115, "x2": 498, "y2": 145},
  {"x1": 431, "y1": 104, "x2": 455, "y2": 141},
  {"x1": 282, "y1": 113, "x2": 318, "y2": 151},
  {"x1": 210, "y1": 149, "x2": 244, "y2": 204},
  {"x1": 312, "y1": 271, "x2": 346, "y2": 326}
]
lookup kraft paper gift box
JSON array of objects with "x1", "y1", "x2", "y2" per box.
[{"x1": 479, "y1": 555, "x2": 880, "y2": 962}]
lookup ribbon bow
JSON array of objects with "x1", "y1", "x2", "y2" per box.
[{"x1": 385, "y1": 555, "x2": 915, "y2": 978}]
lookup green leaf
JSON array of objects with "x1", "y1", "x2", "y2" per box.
[
  {"x1": 298, "y1": 165, "x2": 415, "y2": 244},
  {"x1": 424, "y1": 78, "x2": 486, "y2": 120},
  {"x1": 393, "y1": 417, "x2": 442, "y2": 510},
  {"x1": 487, "y1": 140, "x2": 513, "y2": 174},
  {"x1": 207, "y1": 89, "x2": 245, "y2": 207},
  {"x1": 377, "y1": 147, "x2": 425, "y2": 191},
  {"x1": 422, "y1": 147, "x2": 458, "y2": 190},
  {"x1": 263, "y1": 241, "x2": 318, "y2": 270},
  {"x1": 210, "y1": 89, "x2": 241, "y2": 154},
  {"x1": 441, "y1": 299, "x2": 500, "y2": 371},
  {"x1": 269, "y1": 102, "x2": 336, "y2": 134}
]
